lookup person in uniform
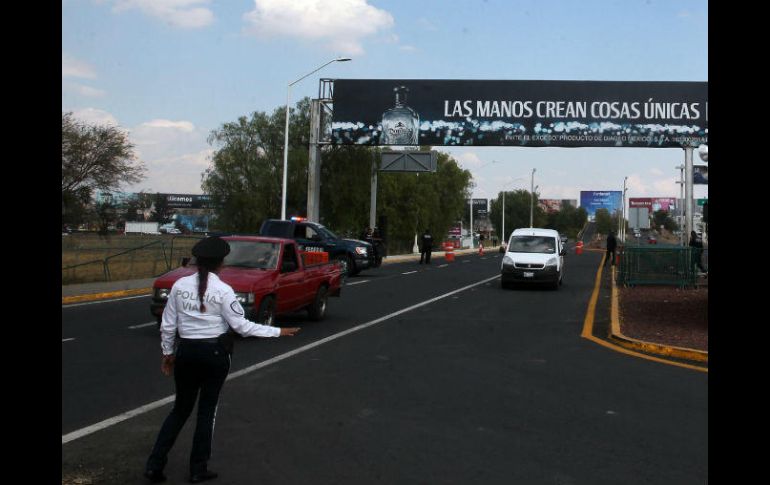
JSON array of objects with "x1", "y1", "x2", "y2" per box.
[
  {"x1": 144, "y1": 236, "x2": 299, "y2": 483},
  {"x1": 605, "y1": 230, "x2": 617, "y2": 266},
  {"x1": 419, "y1": 228, "x2": 433, "y2": 264}
]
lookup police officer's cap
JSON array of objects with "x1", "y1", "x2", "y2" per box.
[{"x1": 192, "y1": 236, "x2": 231, "y2": 258}]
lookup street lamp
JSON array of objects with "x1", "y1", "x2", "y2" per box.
[
  {"x1": 529, "y1": 168, "x2": 536, "y2": 227},
  {"x1": 618, "y1": 177, "x2": 628, "y2": 243},
  {"x1": 500, "y1": 177, "x2": 526, "y2": 245},
  {"x1": 281, "y1": 57, "x2": 351, "y2": 220}
]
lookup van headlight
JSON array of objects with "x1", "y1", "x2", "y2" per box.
[
  {"x1": 235, "y1": 292, "x2": 255, "y2": 304},
  {"x1": 155, "y1": 288, "x2": 170, "y2": 300},
  {"x1": 502, "y1": 255, "x2": 514, "y2": 267},
  {"x1": 355, "y1": 247, "x2": 368, "y2": 256},
  {"x1": 545, "y1": 257, "x2": 558, "y2": 267}
]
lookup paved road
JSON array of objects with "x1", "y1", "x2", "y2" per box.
[{"x1": 62, "y1": 247, "x2": 707, "y2": 484}]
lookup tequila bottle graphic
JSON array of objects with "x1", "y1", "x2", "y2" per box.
[{"x1": 380, "y1": 85, "x2": 419, "y2": 145}]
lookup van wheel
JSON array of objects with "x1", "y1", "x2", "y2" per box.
[
  {"x1": 256, "y1": 296, "x2": 276, "y2": 326},
  {"x1": 307, "y1": 285, "x2": 328, "y2": 321}
]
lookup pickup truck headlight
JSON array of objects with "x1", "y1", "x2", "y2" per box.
[
  {"x1": 545, "y1": 257, "x2": 558, "y2": 267},
  {"x1": 235, "y1": 292, "x2": 255, "y2": 304},
  {"x1": 155, "y1": 288, "x2": 170, "y2": 300},
  {"x1": 502, "y1": 255, "x2": 514, "y2": 266},
  {"x1": 354, "y1": 247, "x2": 368, "y2": 256}
]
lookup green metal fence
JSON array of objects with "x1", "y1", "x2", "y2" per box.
[{"x1": 617, "y1": 246, "x2": 697, "y2": 288}]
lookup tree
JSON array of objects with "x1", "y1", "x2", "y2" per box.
[
  {"x1": 489, "y1": 189, "x2": 545, "y2": 239},
  {"x1": 202, "y1": 99, "x2": 311, "y2": 232},
  {"x1": 62, "y1": 112, "x2": 146, "y2": 224},
  {"x1": 595, "y1": 208, "x2": 613, "y2": 235},
  {"x1": 652, "y1": 210, "x2": 678, "y2": 232}
]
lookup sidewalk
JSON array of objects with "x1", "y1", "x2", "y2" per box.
[{"x1": 61, "y1": 247, "x2": 489, "y2": 303}]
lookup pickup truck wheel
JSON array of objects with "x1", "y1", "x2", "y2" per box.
[
  {"x1": 307, "y1": 285, "x2": 329, "y2": 321},
  {"x1": 256, "y1": 296, "x2": 276, "y2": 326},
  {"x1": 334, "y1": 255, "x2": 353, "y2": 281}
]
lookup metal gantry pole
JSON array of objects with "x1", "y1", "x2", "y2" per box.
[
  {"x1": 529, "y1": 168, "x2": 536, "y2": 228},
  {"x1": 684, "y1": 147, "x2": 694, "y2": 243}
]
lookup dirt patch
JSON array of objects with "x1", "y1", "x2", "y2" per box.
[{"x1": 618, "y1": 284, "x2": 708, "y2": 351}]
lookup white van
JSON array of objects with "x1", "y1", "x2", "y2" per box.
[{"x1": 500, "y1": 228, "x2": 565, "y2": 289}]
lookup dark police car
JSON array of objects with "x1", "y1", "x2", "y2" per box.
[{"x1": 260, "y1": 218, "x2": 376, "y2": 278}]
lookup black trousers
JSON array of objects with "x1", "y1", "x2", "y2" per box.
[
  {"x1": 147, "y1": 339, "x2": 230, "y2": 475},
  {"x1": 420, "y1": 250, "x2": 432, "y2": 264},
  {"x1": 605, "y1": 248, "x2": 616, "y2": 266}
]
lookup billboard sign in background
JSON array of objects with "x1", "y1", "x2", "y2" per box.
[
  {"x1": 628, "y1": 207, "x2": 651, "y2": 229},
  {"x1": 332, "y1": 79, "x2": 707, "y2": 148},
  {"x1": 693, "y1": 165, "x2": 708, "y2": 184},
  {"x1": 159, "y1": 194, "x2": 211, "y2": 209},
  {"x1": 538, "y1": 199, "x2": 578, "y2": 213},
  {"x1": 580, "y1": 191, "x2": 622, "y2": 219},
  {"x1": 629, "y1": 197, "x2": 677, "y2": 212},
  {"x1": 466, "y1": 198, "x2": 489, "y2": 219}
]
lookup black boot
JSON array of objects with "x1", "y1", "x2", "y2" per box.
[{"x1": 190, "y1": 470, "x2": 218, "y2": 483}]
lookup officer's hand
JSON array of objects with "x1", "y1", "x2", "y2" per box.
[
  {"x1": 280, "y1": 327, "x2": 300, "y2": 336},
  {"x1": 161, "y1": 355, "x2": 175, "y2": 376}
]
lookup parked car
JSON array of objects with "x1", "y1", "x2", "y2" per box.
[
  {"x1": 500, "y1": 228, "x2": 565, "y2": 290},
  {"x1": 150, "y1": 235, "x2": 343, "y2": 327},
  {"x1": 647, "y1": 235, "x2": 657, "y2": 244}
]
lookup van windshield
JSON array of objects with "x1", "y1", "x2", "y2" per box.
[{"x1": 508, "y1": 236, "x2": 556, "y2": 253}]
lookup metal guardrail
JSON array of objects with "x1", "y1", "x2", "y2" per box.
[{"x1": 618, "y1": 246, "x2": 698, "y2": 288}]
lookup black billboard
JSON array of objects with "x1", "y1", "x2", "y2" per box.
[
  {"x1": 158, "y1": 193, "x2": 211, "y2": 209},
  {"x1": 466, "y1": 198, "x2": 489, "y2": 219},
  {"x1": 331, "y1": 80, "x2": 707, "y2": 148}
]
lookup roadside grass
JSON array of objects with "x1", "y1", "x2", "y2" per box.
[{"x1": 62, "y1": 233, "x2": 202, "y2": 284}]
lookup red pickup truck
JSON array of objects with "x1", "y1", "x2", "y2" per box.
[{"x1": 150, "y1": 235, "x2": 343, "y2": 326}]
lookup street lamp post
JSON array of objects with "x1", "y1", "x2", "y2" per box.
[
  {"x1": 621, "y1": 176, "x2": 627, "y2": 242},
  {"x1": 529, "y1": 168, "x2": 536, "y2": 228},
  {"x1": 281, "y1": 57, "x2": 351, "y2": 220},
  {"x1": 499, "y1": 176, "x2": 526, "y2": 245}
]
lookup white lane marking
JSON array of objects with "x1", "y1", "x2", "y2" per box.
[
  {"x1": 62, "y1": 294, "x2": 150, "y2": 308},
  {"x1": 346, "y1": 280, "x2": 370, "y2": 286},
  {"x1": 481, "y1": 257, "x2": 487, "y2": 260},
  {"x1": 62, "y1": 338, "x2": 75, "y2": 343},
  {"x1": 128, "y1": 321, "x2": 157, "y2": 330},
  {"x1": 62, "y1": 273, "x2": 500, "y2": 445},
  {"x1": 438, "y1": 264, "x2": 448, "y2": 268},
  {"x1": 402, "y1": 271, "x2": 418, "y2": 275},
  {"x1": 462, "y1": 260, "x2": 470, "y2": 263}
]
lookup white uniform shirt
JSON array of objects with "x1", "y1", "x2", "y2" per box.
[{"x1": 161, "y1": 272, "x2": 280, "y2": 355}]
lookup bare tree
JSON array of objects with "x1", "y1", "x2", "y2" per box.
[{"x1": 62, "y1": 112, "x2": 146, "y2": 221}]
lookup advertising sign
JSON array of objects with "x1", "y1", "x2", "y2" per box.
[
  {"x1": 332, "y1": 80, "x2": 707, "y2": 148},
  {"x1": 693, "y1": 165, "x2": 708, "y2": 184},
  {"x1": 629, "y1": 197, "x2": 677, "y2": 212},
  {"x1": 580, "y1": 191, "x2": 622, "y2": 219},
  {"x1": 538, "y1": 199, "x2": 578, "y2": 213},
  {"x1": 448, "y1": 224, "x2": 462, "y2": 237},
  {"x1": 158, "y1": 194, "x2": 211, "y2": 209},
  {"x1": 466, "y1": 198, "x2": 489, "y2": 219},
  {"x1": 628, "y1": 207, "x2": 651, "y2": 229}
]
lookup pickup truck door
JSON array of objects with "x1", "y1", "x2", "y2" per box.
[
  {"x1": 276, "y1": 243, "x2": 305, "y2": 312},
  {"x1": 295, "y1": 224, "x2": 325, "y2": 254}
]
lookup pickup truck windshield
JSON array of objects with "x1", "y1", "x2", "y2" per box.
[
  {"x1": 225, "y1": 241, "x2": 280, "y2": 268},
  {"x1": 508, "y1": 236, "x2": 556, "y2": 254},
  {"x1": 317, "y1": 225, "x2": 338, "y2": 240},
  {"x1": 191, "y1": 241, "x2": 280, "y2": 269}
]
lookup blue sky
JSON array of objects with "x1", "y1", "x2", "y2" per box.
[{"x1": 62, "y1": 0, "x2": 708, "y2": 205}]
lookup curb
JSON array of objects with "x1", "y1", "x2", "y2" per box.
[
  {"x1": 609, "y1": 266, "x2": 708, "y2": 363},
  {"x1": 62, "y1": 288, "x2": 152, "y2": 305},
  {"x1": 61, "y1": 248, "x2": 496, "y2": 304}
]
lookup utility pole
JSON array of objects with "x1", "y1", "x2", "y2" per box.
[{"x1": 529, "y1": 168, "x2": 536, "y2": 228}]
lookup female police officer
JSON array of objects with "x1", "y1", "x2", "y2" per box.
[{"x1": 145, "y1": 236, "x2": 299, "y2": 483}]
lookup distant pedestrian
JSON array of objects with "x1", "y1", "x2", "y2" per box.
[
  {"x1": 419, "y1": 229, "x2": 433, "y2": 264},
  {"x1": 689, "y1": 230, "x2": 707, "y2": 275},
  {"x1": 144, "y1": 236, "x2": 300, "y2": 484},
  {"x1": 605, "y1": 231, "x2": 617, "y2": 266}
]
